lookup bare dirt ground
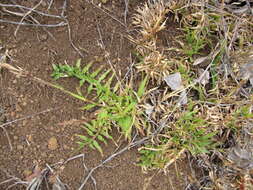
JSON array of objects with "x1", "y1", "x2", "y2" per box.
[{"x1": 0, "y1": 1, "x2": 192, "y2": 189}]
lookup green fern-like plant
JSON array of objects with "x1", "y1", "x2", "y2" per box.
[{"x1": 52, "y1": 59, "x2": 148, "y2": 154}]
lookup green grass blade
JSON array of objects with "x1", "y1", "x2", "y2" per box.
[{"x1": 137, "y1": 76, "x2": 148, "y2": 98}]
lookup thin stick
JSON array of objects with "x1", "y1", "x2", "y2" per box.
[
  {"x1": 84, "y1": 0, "x2": 127, "y2": 28},
  {"x1": 9, "y1": 0, "x2": 56, "y2": 41},
  {"x1": 78, "y1": 135, "x2": 148, "y2": 190},
  {"x1": 0, "y1": 126, "x2": 13, "y2": 151},
  {"x1": 64, "y1": 19, "x2": 85, "y2": 57},
  {"x1": 0, "y1": 169, "x2": 28, "y2": 188},
  {"x1": 1, "y1": 8, "x2": 24, "y2": 17},
  {"x1": 81, "y1": 155, "x2": 97, "y2": 189},
  {"x1": 47, "y1": 0, "x2": 54, "y2": 10},
  {"x1": 124, "y1": 0, "x2": 129, "y2": 25},
  {"x1": 0, "y1": 19, "x2": 67, "y2": 27},
  {"x1": 228, "y1": 18, "x2": 241, "y2": 51},
  {"x1": 96, "y1": 23, "x2": 123, "y2": 90},
  {"x1": 14, "y1": 0, "x2": 43, "y2": 36},
  {"x1": 0, "y1": 177, "x2": 16, "y2": 186},
  {"x1": 164, "y1": 148, "x2": 186, "y2": 171},
  {"x1": 0, "y1": 107, "x2": 60, "y2": 128},
  {"x1": 0, "y1": 3, "x2": 63, "y2": 19},
  {"x1": 61, "y1": 0, "x2": 67, "y2": 17}
]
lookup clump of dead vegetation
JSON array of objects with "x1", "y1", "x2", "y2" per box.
[
  {"x1": 131, "y1": 0, "x2": 253, "y2": 189},
  {"x1": 130, "y1": 0, "x2": 173, "y2": 82}
]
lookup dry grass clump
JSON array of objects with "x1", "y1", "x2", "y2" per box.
[
  {"x1": 131, "y1": 0, "x2": 253, "y2": 188},
  {"x1": 131, "y1": 0, "x2": 176, "y2": 82},
  {"x1": 136, "y1": 50, "x2": 170, "y2": 80},
  {"x1": 134, "y1": 39, "x2": 172, "y2": 81},
  {"x1": 132, "y1": 0, "x2": 169, "y2": 41}
]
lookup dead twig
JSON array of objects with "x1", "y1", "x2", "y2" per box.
[
  {"x1": 0, "y1": 3, "x2": 64, "y2": 19},
  {"x1": 61, "y1": 0, "x2": 67, "y2": 17},
  {"x1": 78, "y1": 134, "x2": 149, "y2": 190},
  {"x1": 0, "y1": 169, "x2": 28, "y2": 189},
  {"x1": 64, "y1": 18, "x2": 86, "y2": 57},
  {"x1": 83, "y1": 0, "x2": 127, "y2": 28},
  {"x1": 14, "y1": 0, "x2": 43, "y2": 36},
  {"x1": 9, "y1": 0, "x2": 56, "y2": 41},
  {"x1": 0, "y1": 1, "x2": 67, "y2": 38},
  {"x1": 96, "y1": 23, "x2": 123, "y2": 90},
  {"x1": 124, "y1": 0, "x2": 129, "y2": 25},
  {"x1": 0, "y1": 125, "x2": 13, "y2": 151},
  {"x1": 0, "y1": 19, "x2": 67, "y2": 27},
  {"x1": 0, "y1": 107, "x2": 60, "y2": 129},
  {"x1": 47, "y1": 0, "x2": 54, "y2": 11}
]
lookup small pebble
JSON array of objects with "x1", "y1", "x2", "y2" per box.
[
  {"x1": 63, "y1": 145, "x2": 69, "y2": 150},
  {"x1": 41, "y1": 152, "x2": 47, "y2": 157},
  {"x1": 23, "y1": 169, "x2": 32, "y2": 177},
  {"x1": 16, "y1": 104, "x2": 22, "y2": 112},
  {"x1": 17, "y1": 145, "x2": 23, "y2": 150},
  {"x1": 40, "y1": 34, "x2": 48, "y2": 42},
  {"x1": 48, "y1": 137, "x2": 58, "y2": 150},
  {"x1": 22, "y1": 120, "x2": 27, "y2": 126}
]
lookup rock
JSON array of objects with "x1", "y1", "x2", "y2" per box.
[
  {"x1": 23, "y1": 169, "x2": 32, "y2": 177},
  {"x1": 41, "y1": 1, "x2": 47, "y2": 7},
  {"x1": 41, "y1": 152, "x2": 47, "y2": 157},
  {"x1": 15, "y1": 104, "x2": 22, "y2": 112},
  {"x1": 10, "y1": 111, "x2": 16, "y2": 117},
  {"x1": 22, "y1": 120, "x2": 27, "y2": 126},
  {"x1": 40, "y1": 34, "x2": 48, "y2": 42},
  {"x1": 63, "y1": 145, "x2": 69, "y2": 150},
  {"x1": 17, "y1": 145, "x2": 23, "y2": 150},
  {"x1": 48, "y1": 137, "x2": 58, "y2": 150},
  {"x1": 27, "y1": 134, "x2": 32, "y2": 143},
  {"x1": 101, "y1": 0, "x2": 108, "y2": 3}
]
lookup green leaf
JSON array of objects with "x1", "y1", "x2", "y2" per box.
[
  {"x1": 76, "y1": 134, "x2": 89, "y2": 141},
  {"x1": 98, "y1": 69, "x2": 111, "y2": 82},
  {"x1": 97, "y1": 135, "x2": 107, "y2": 144},
  {"x1": 82, "y1": 62, "x2": 93, "y2": 73},
  {"x1": 92, "y1": 140, "x2": 103, "y2": 154},
  {"x1": 122, "y1": 102, "x2": 136, "y2": 115},
  {"x1": 52, "y1": 64, "x2": 58, "y2": 71},
  {"x1": 137, "y1": 76, "x2": 148, "y2": 98},
  {"x1": 117, "y1": 116, "x2": 133, "y2": 140},
  {"x1": 100, "y1": 129, "x2": 113, "y2": 140},
  {"x1": 85, "y1": 127, "x2": 95, "y2": 136},
  {"x1": 105, "y1": 73, "x2": 115, "y2": 88},
  {"x1": 87, "y1": 84, "x2": 94, "y2": 95},
  {"x1": 113, "y1": 81, "x2": 120, "y2": 92},
  {"x1": 77, "y1": 141, "x2": 85, "y2": 148},
  {"x1": 201, "y1": 132, "x2": 216, "y2": 139},
  {"x1": 83, "y1": 122, "x2": 97, "y2": 132},
  {"x1": 81, "y1": 103, "x2": 97, "y2": 110},
  {"x1": 76, "y1": 59, "x2": 81, "y2": 68},
  {"x1": 89, "y1": 143, "x2": 95, "y2": 150},
  {"x1": 80, "y1": 79, "x2": 85, "y2": 86},
  {"x1": 91, "y1": 67, "x2": 103, "y2": 78}
]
